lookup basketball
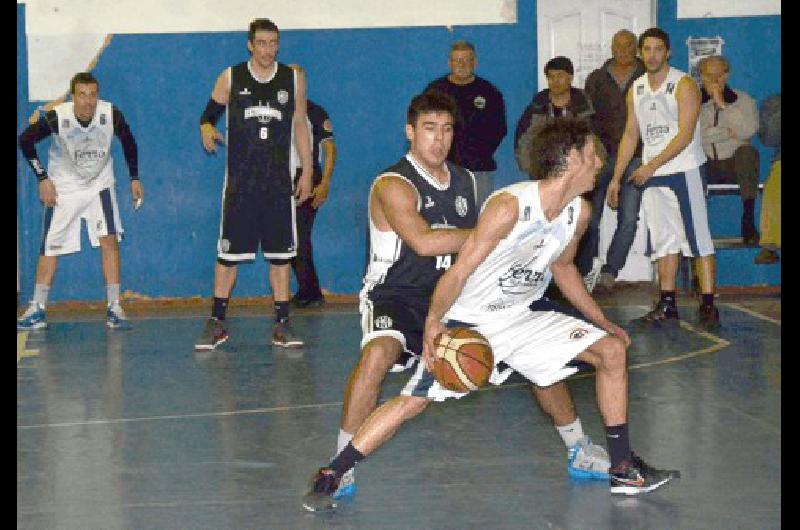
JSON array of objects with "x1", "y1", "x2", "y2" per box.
[{"x1": 432, "y1": 327, "x2": 494, "y2": 392}]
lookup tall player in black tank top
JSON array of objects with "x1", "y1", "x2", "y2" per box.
[{"x1": 196, "y1": 18, "x2": 313, "y2": 351}]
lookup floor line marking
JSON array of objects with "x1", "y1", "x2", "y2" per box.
[
  {"x1": 17, "y1": 331, "x2": 39, "y2": 365},
  {"x1": 722, "y1": 302, "x2": 781, "y2": 325},
  {"x1": 17, "y1": 321, "x2": 731, "y2": 430}
]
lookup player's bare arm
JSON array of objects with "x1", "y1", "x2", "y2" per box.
[
  {"x1": 200, "y1": 69, "x2": 229, "y2": 153},
  {"x1": 551, "y1": 201, "x2": 631, "y2": 346},
  {"x1": 422, "y1": 193, "x2": 518, "y2": 368},
  {"x1": 630, "y1": 77, "x2": 701, "y2": 185},
  {"x1": 311, "y1": 139, "x2": 336, "y2": 209},
  {"x1": 607, "y1": 88, "x2": 639, "y2": 209},
  {"x1": 292, "y1": 68, "x2": 313, "y2": 203},
  {"x1": 373, "y1": 175, "x2": 471, "y2": 257}
]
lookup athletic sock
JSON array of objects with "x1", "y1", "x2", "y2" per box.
[
  {"x1": 33, "y1": 284, "x2": 50, "y2": 308},
  {"x1": 701, "y1": 293, "x2": 715, "y2": 307},
  {"x1": 328, "y1": 442, "x2": 365, "y2": 476},
  {"x1": 212, "y1": 297, "x2": 229, "y2": 320},
  {"x1": 605, "y1": 424, "x2": 631, "y2": 469},
  {"x1": 337, "y1": 429, "x2": 354, "y2": 455},
  {"x1": 106, "y1": 283, "x2": 121, "y2": 305},
  {"x1": 660, "y1": 290, "x2": 676, "y2": 308},
  {"x1": 556, "y1": 417, "x2": 584, "y2": 449},
  {"x1": 275, "y1": 301, "x2": 289, "y2": 323}
]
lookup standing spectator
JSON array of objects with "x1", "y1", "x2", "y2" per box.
[
  {"x1": 580, "y1": 29, "x2": 647, "y2": 293},
  {"x1": 194, "y1": 18, "x2": 313, "y2": 351},
  {"x1": 755, "y1": 93, "x2": 780, "y2": 264},
  {"x1": 514, "y1": 56, "x2": 599, "y2": 289},
  {"x1": 614, "y1": 28, "x2": 719, "y2": 330},
  {"x1": 425, "y1": 41, "x2": 507, "y2": 208},
  {"x1": 17, "y1": 72, "x2": 143, "y2": 330},
  {"x1": 698, "y1": 55, "x2": 760, "y2": 245},
  {"x1": 290, "y1": 97, "x2": 336, "y2": 307}
]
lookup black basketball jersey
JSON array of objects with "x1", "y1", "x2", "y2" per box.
[
  {"x1": 226, "y1": 61, "x2": 295, "y2": 195},
  {"x1": 363, "y1": 155, "x2": 478, "y2": 301}
]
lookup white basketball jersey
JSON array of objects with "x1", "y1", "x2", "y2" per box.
[
  {"x1": 632, "y1": 67, "x2": 706, "y2": 176},
  {"x1": 446, "y1": 181, "x2": 582, "y2": 324},
  {"x1": 48, "y1": 100, "x2": 115, "y2": 194}
]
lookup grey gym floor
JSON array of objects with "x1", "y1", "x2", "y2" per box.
[{"x1": 17, "y1": 288, "x2": 780, "y2": 529}]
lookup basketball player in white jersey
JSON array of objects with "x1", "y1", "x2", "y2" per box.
[
  {"x1": 303, "y1": 119, "x2": 678, "y2": 510},
  {"x1": 608, "y1": 27, "x2": 719, "y2": 329},
  {"x1": 18, "y1": 72, "x2": 143, "y2": 330}
]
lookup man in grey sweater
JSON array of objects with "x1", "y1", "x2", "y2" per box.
[{"x1": 698, "y1": 56, "x2": 760, "y2": 245}]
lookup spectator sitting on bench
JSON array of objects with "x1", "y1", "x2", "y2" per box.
[
  {"x1": 755, "y1": 93, "x2": 780, "y2": 264},
  {"x1": 698, "y1": 55, "x2": 760, "y2": 245}
]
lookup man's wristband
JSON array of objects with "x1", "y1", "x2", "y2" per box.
[{"x1": 200, "y1": 98, "x2": 225, "y2": 126}]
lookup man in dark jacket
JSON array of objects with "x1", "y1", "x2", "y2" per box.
[{"x1": 578, "y1": 30, "x2": 647, "y2": 292}]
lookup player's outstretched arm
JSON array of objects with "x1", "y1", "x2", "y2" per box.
[
  {"x1": 373, "y1": 175, "x2": 471, "y2": 257},
  {"x1": 552, "y1": 201, "x2": 630, "y2": 346},
  {"x1": 422, "y1": 193, "x2": 518, "y2": 369}
]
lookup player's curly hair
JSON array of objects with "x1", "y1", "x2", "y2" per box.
[
  {"x1": 407, "y1": 91, "x2": 459, "y2": 127},
  {"x1": 526, "y1": 117, "x2": 594, "y2": 180}
]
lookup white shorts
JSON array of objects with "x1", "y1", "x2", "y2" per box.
[
  {"x1": 40, "y1": 186, "x2": 123, "y2": 257},
  {"x1": 401, "y1": 299, "x2": 607, "y2": 402},
  {"x1": 641, "y1": 166, "x2": 715, "y2": 260}
]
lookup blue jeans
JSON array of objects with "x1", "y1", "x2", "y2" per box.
[{"x1": 576, "y1": 157, "x2": 642, "y2": 277}]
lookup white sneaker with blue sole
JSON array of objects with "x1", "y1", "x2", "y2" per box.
[
  {"x1": 18, "y1": 302, "x2": 47, "y2": 330},
  {"x1": 332, "y1": 468, "x2": 356, "y2": 499},
  {"x1": 568, "y1": 436, "x2": 610, "y2": 480}
]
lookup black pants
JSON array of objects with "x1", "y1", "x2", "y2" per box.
[{"x1": 290, "y1": 199, "x2": 323, "y2": 300}]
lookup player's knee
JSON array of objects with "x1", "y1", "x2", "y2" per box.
[
  {"x1": 359, "y1": 340, "x2": 400, "y2": 380},
  {"x1": 596, "y1": 336, "x2": 627, "y2": 373}
]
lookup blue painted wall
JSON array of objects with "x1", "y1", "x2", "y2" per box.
[
  {"x1": 17, "y1": 1, "x2": 780, "y2": 301},
  {"x1": 17, "y1": 1, "x2": 537, "y2": 302}
]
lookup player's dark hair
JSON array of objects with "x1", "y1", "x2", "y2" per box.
[
  {"x1": 70, "y1": 72, "x2": 99, "y2": 94},
  {"x1": 544, "y1": 56, "x2": 574, "y2": 76},
  {"x1": 407, "y1": 91, "x2": 459, "y2": 127},
  {"x1": 249, "y1": 18, "x2": 280, "y2": 41},
  {"x1": 526, "y1": 118, "x2": 594, "y2": 180},
  {"x1": 638, "y1": 27, "x2": 670, "y2": 50}
]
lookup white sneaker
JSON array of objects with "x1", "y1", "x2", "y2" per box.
[
  {"x1": 583, "y1": 257, "x2": 603, "y2": 293},
  {"x1": 106, "y1": 301, "x2": 132, "y2": 329},
  {"x1": 567, "y1": 436, "x2": 610, "y2": 480},
  {"x1": 17, "y1": 302, "x2": 47, "y2": 330},
  {"x1": 333, "y1": 467, "x2": 356, "y2": 499}
]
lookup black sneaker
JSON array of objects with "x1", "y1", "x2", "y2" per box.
[
  {"x1": 698, "y1": 304, "x2": 721, "y2": 330},
  {"x1": 632, "y1": 300, "x2": 680, "y2": 328},
  {"x1": 194, "y1": 317, "x2": 228, "y2": 351},
  {"x1": 609, "y1": 453, "x2": 680, "y2": 495},
  {"x1": 302, "y1": 467, "x2": 341, "y2": 512},
  {"x1": 292, "y1": 297, "x2": 326, "y2": 309}
]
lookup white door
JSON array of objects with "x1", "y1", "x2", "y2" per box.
[
  {"x1": 537, "y1": 0, "x2": 653, "y2": 89},
  {"x1": 537, "y1": 0, "x2": 654, "y2": 282}
]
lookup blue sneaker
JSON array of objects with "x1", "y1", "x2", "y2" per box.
[
  {"x1": 106, "y1": 301, "x2": 132, "y2": 329},
  {"x1": 332, "y1": 468, "x2": 356, "y2": 499},
  {"x1": 17, "y1": 302, "x2": 47, "y2": 330},
  {"x1": 567, "y1": 436, "x2": 610, "y2": 480}
]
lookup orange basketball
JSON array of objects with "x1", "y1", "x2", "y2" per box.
[{"x1": 432, "y1": 327, "x2": 494, "y2": 392}]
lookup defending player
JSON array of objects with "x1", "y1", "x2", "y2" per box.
[
  {"x1": 304, "y1": 118, "x2": 679, "y2": 511},
  {"x1": 18, "y1": 72, "x2": 143, "y2": 329},
  {"x1": 308, "y1": 96, "x2": 612, "y2": 510}
]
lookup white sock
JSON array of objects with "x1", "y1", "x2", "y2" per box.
[
  {"x1": 33, "y1": 284, "x2": 50, "y2": 308},
  {"x1": 556, "y1": 417, "x2": 584, "y2": 449},
  {"x1": 336, "y1": 429, "x2": 354, "y2": 455},
  {"x1": 107, "y1": 283, "x2": 121, "y2": 305}
]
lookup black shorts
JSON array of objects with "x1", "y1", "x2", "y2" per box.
[
  {"x1": 360, "y1": 294, "x2": 429, "y2": 372},
  {"x1": 217, "y1": 192, "x2": 297, "y2": 260}
]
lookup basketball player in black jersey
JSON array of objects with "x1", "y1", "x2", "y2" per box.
[
  {"x1": 195, "y1": 18, "x2": 313, "y2": 351},
  {"x1": 304, "y1": 93, "x2": 610, "y2": 511}
]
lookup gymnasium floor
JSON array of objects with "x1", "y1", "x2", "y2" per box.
[{"x1": 17, "y1": 287, "x2": 780, "y2": 529}]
